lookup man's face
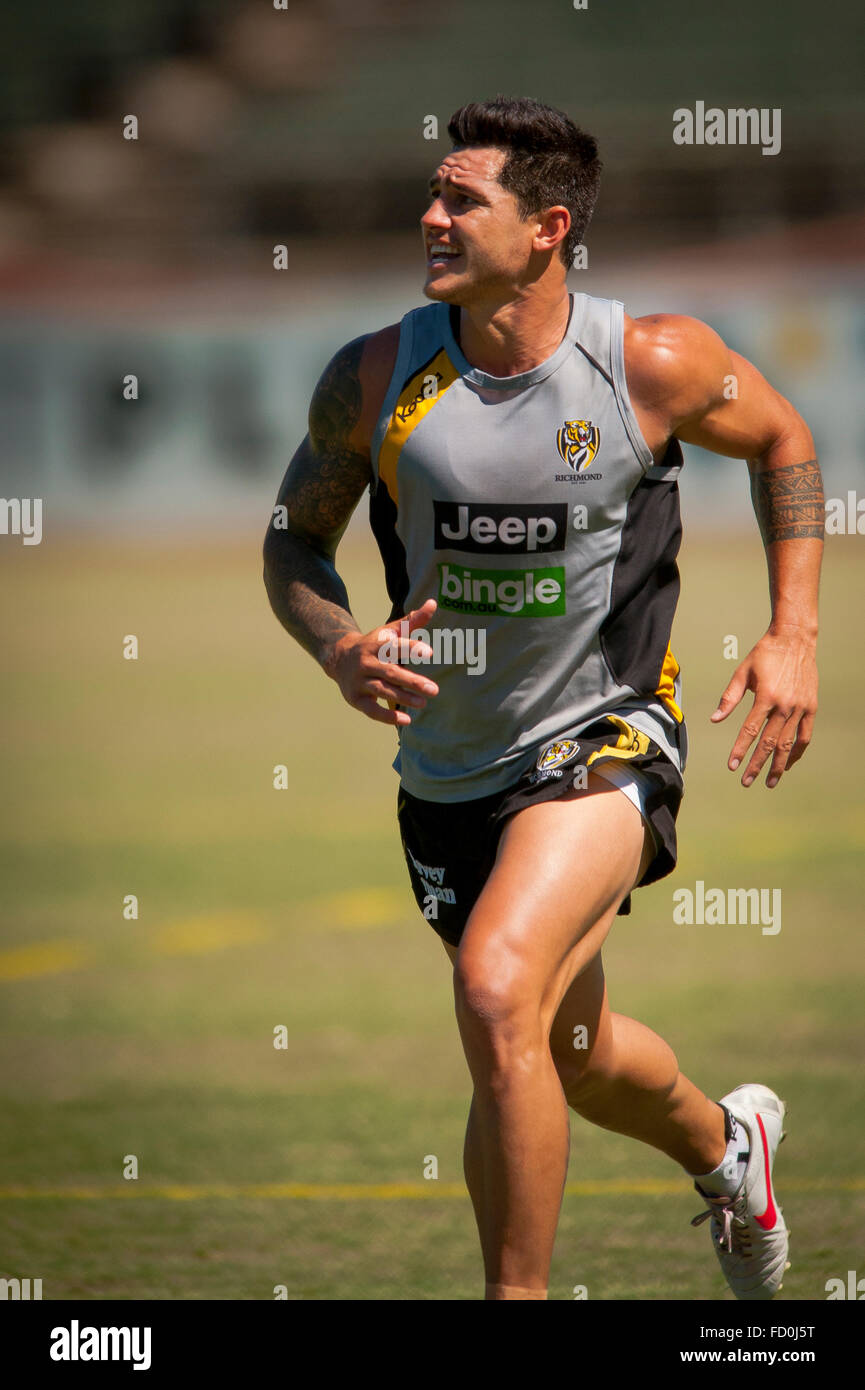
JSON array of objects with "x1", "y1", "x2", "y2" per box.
[{"x1": 421, "y1": 146, "x2": 540, "y2": 305}]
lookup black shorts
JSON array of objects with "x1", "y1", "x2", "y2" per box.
[{"x1": 397, "y1": 714, "x2": 685, "y2": 948}]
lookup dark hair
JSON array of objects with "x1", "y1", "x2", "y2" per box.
[{"x1": 446, "y1": 96, "x2": 602, "y2": 268}]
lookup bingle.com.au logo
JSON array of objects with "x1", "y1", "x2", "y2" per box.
[
  {"x1": 49, "y1": 1321, "x2": 152, "y2": 1371},
  {"x1": 437, "y1": 563, "x2": 566, "y2": 617}
]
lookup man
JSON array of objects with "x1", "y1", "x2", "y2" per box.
[{"x1": 263, "y1": 96, "x2": 823, "y2": 1301}]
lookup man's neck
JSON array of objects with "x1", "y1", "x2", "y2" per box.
[{"x1": 454, "y1": 283, "x2": 572, "y2": 378}]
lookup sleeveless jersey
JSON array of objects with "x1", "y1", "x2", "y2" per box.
[{"x1": 368, "y1": 291, "x2": 687, "y2": 802}]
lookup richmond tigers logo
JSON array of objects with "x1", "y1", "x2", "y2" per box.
[
  {"x1": 556, "y1": 419, "x2": 600, "y2": 472},
  {"x1": 536, "y1": 739, "x2": 581, "y2": 772}
]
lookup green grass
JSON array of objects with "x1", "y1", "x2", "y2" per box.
[{"x1": 0, "y1": 529, "x2": 862, "y2": 1299}]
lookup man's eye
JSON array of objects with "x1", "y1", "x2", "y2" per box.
[{"x1": 426, "y1": 187, "x2": 475, "y2": 206}]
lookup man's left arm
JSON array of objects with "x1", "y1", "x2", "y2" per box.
[{"x1": 627, "y1": 314, "x2": 824, "y2": 789}]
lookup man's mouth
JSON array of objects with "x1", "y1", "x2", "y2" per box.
[{"x1": 427, "y1": 242, "x2": 462, "y2": 267}]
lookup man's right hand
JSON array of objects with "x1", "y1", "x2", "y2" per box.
[{"x1": 324, "y1": 599, "x2": 441, "y2": 726}]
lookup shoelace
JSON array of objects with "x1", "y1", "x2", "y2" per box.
[{"x1": 690, "y1": 1192, "x2": 752, "y2": 1255}]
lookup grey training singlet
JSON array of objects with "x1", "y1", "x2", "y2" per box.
[{"x1": 369, "y1": 291, "x2": 687, "y2": 802}]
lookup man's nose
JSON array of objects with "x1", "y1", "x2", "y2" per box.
[{"x1": 421, "y1": 198, "x2": 450, "y2": 230}]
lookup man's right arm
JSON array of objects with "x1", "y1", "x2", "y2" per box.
[
  {"x1": 262, "y1": 328, "x2": 440, "y2": 725},
  {"x1": 263, "y1": 334, "x2": 373, "y2": 668}
]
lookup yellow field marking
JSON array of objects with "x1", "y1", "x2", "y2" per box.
[
  {"x1": 0, "y1": 889, "x2": 412, "y2": 982},
  {"x1": 308, "y1": 886, "x2": 408, "y2": 929},
  {"x1": 149, "y1": 912, "x2": 270, "y2": 957},
  {"x1": 0, "y1": 1177, "x2": 860, "y2": 1201},
  {"x1": 0, "y1": 940, "x2": 92, "y2": 982},
  {"x1": 0, "y1": 915, "x2": 271, "y2": 981}
]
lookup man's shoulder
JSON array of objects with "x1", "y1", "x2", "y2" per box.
[
  {"x1": 354, "y1": 304, "x2": 447, "y2": 442},
  {"x1": 357, "y1": 322, "x2": 403, "y2": 445},
  {"x1": 311, "y1": 321, "x2": 403, "y2": 452},
  {"x1": 623, "y1": 311, "x2": 728, "y2": 365},
  {"x1": 622, "y1": 311, "x2": 732, "y2": 418},
  {"x1": 325, "y1": 321, "x2": 402, "y2": 381}
]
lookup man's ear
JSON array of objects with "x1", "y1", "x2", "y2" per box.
[{"x1": 533, "y1": 206, "x2": 571, "y2": 254}]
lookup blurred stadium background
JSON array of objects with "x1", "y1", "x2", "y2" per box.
[{"x1": 1, "y1": 0, "x2": 863, "y2": 1299}]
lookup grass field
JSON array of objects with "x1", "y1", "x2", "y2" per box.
[{"x1": 1, "y1": 526, "x2": 863, "y2": 1300}]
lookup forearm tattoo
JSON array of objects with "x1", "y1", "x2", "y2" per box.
[
  {"x1": 264, "y1": 337, "x2": 374, "y2": 662},
  {"x1": 750, "y1": 458, "x2": 825, "y2": 543},
  {"x1": 265, "y1": 534, "x2": 360, "y2": 663}
]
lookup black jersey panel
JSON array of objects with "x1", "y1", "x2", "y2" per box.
[
  {"x1": 369, "y1": 478, "x2": 410, "y2": 622},
  {"x1": 599, "y1": 439, "x2": 683, "y2": 703}
]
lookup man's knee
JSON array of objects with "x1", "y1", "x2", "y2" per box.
[{"x1": 453, "y1": 950, "x2": 545, "y2": 1067}]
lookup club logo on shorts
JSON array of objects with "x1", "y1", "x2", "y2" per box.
[
  {"x1": 556, "y1": 420, "x2": 600, "y2": 472},
  {"x1": 536, "y1": 739, "x2": 581, "y2": 773}
]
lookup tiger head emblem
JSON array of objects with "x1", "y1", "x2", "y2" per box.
[{"x1": 556, "y1": 419, "x2": 600, "y2": 472}]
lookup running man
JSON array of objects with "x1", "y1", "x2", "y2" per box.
[{"x1": 263, "y1": 97, "x2": 823, "y2": 1300}]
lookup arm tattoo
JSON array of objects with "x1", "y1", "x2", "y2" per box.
[
  {"x1": 310, "y1": 339, "x2": 365, "y2": 465},
  {"x1": 284, "y1": 337, "x2": 373, "y2": 539},
  {"x1": 749, "y1": 458, "x2": 825, "y2": 543},
  {"x1": 263, "y1": 337, "x2": 374, "y2": 665}
]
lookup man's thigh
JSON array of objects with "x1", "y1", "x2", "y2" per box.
[{"x1": 449, "y1": 775, "x2": 654, "y2": 1032}]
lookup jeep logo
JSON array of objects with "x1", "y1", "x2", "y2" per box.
[{"x1": 433, "y1": 501, "x2": 567, "y2": 553}]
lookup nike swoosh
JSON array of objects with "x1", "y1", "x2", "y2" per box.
[{"x1": 754, "y1": 1113, "x2": 778, "y2": 1229}]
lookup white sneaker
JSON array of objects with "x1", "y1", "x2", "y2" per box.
[{"x1": 690, "y1": 1083, "x2": 789, "y2": 1300}]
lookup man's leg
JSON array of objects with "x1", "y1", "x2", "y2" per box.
[
  {"x1": 547, "y1": 953, "x2": 726, "y2": 1171},
  {"x1": 442, "y1": 774, "x2": 726, "y2": 1300}
]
